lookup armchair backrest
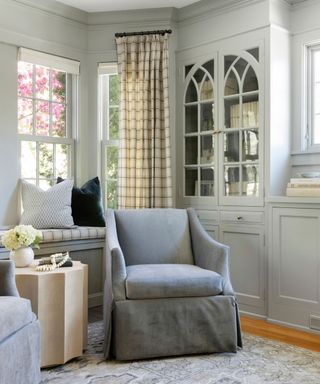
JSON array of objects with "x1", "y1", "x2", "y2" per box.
[{"x1": 114, "y1": 209, "x2": 194, "y2": 266}]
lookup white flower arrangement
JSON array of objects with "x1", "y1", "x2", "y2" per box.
[{"x1": 1, "y1": 225, "x2": 42, "y2": 251}]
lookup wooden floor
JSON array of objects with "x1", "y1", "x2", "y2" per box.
[{"x1": 241, "y1": 315, "x2": 320, "y2": 352}]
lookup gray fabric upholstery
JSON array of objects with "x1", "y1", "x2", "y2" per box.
[
  {"x1": 113, "y1": 296, "x2": 238, "y2": 360},
  {"x1": 114, "y1": 209, "x2": 194, "y2": 265},
  {"x1": 0, "y1": 319, "x2": 41, "y2": 384},
  {"x1": 0, "y1": 260, "x2": 41, "y2": 384},
  {"x1": 0, "y1": 297, "x2": 35, "y2": 342},
  {"x1": 104, "y1": 208, "x2": 242, "y2": 361},
  {"x1": 0, "y1": 260, "x2": 19, "y2": 296},
  {"x1": 187, "y1": 208, "x2": 234, "y2": 295},
  {"x1": 126, "y1": 264, "x2": 223, "y2": 299}
]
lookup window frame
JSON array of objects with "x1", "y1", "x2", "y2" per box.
[
  {"x1": 18, "y1": 63, "x2": 77, "y2": 188},
  {"x1": 98, "y1": 63, "x2": 120, "y2": 209},
  {"x1": 306, "y1": 43, "x2": 320, "y2": 151},
  {"x1": 17, "y1": 50, "x2": 79, "y2": 188}
]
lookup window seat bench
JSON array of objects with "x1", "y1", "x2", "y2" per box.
[{"x1": 0, "y1": 227, "x2": 106, "y2": 308}]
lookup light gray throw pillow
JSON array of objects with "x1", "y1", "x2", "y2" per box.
[{"x1": 20, "y1": 179, "x2": 74, "y2": 229}]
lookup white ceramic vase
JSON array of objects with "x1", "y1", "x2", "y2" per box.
[{"x1": 10, "y1": 246, "x2": 34, "y2": 267}]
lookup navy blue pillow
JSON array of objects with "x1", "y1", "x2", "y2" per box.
[{"x1": 57, "y1": 177, "x2": 105, "y2": 227}]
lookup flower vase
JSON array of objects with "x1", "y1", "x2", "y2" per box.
[{"x1": 10, "y1": 246, "x2": 34, "y2": 267}]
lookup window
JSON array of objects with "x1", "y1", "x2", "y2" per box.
[
  {"x1": 307, "y1": 44, "x2": 320, "y2": 148},
  {"x1": 99, "y1": 63, "x2": 120, "y2": 209},
  {"x1": 17, "y1": 48, "x2": 79, "y2": 189}
]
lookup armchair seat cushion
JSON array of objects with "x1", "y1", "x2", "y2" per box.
[
  {"x1": 0, "y1": 297, "x2": 35, "y2": 342},
  {"x1": 125, "y1": 264, "x2": 223, "y2": 299}
]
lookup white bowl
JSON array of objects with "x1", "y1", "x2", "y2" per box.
[{"x1": 298, "y1": 172, "x2": 320, "y2": 178}]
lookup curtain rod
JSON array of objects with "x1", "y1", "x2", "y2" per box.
[{"x1": 115, "y1": 29, "x2": 172, "y2": 38}]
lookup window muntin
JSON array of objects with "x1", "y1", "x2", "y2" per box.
[
  {"x1": 223, "y1": 54, "x2": 259, "y2": 197},
  {"x1": 308, "y1": 45, "x2": 320, "y2": 147},
  {"x1": 18, "y1": 60, "x2": 75, "y2": 189},
  {"x1": 99, "y1": 64, "x2": 120, "y2": 209},
  {"x1": 184, "y1": 59, "x2": 215, "y2": 197}
]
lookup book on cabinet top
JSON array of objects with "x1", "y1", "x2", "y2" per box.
[
  {"x1": 286, "y1": 187, "x2": 320, "y2": 197},
  {"x1": 287, "y1": 182, "x2": 320, "y2": 188},
  {"x1": 290, "y1": 178, "x2": 320, "y2": 184}
]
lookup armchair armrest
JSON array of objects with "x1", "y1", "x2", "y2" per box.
[
  {"x1": 106, "y1": 209, "x2": 127, "y2": 301},
  {"x1": 0, "y1": 260, "x2": 19, "y2": 297},
  {"x1": 187, "y1": 208, "x2": 234, "y2": 295}
]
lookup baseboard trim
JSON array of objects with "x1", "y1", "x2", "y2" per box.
[{"x1": 88, "y1": 292, "x2": 103, "y2": 308}]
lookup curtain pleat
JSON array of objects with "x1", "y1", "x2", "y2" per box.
[{"x1": 116, "y1": 34, "x2": 173, "y2": 209}]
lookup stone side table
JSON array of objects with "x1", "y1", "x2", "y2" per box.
[{"x1": 15, "y1": 261, "x2": 88, "y2": 367}]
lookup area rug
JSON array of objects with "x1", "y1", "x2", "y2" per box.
[{"x1": 41, "y1": 321, "x2": 320, "y2": 384}]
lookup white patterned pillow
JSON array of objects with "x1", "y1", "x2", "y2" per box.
[{"x1": 20, "y1": 179, "x2": 74, "y2": 229}]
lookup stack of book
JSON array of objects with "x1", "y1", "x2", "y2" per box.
[{"x1": 286, "y1": 178, "x2": 320, "y2": 197}]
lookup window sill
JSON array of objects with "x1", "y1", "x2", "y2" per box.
[{"x1": 291, "y1": 149, "x2": 320, "y2": 156}]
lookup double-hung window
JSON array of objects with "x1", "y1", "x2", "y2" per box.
[
  {"x1": 98, "y1": 63, "x2": 120, "y2": 209},
  {"x1": 307, "y1": 44, "x2": 320, "y2": 149},
  {"x1": 17, "y1": 48, "x2": 79, "y2": 189}
]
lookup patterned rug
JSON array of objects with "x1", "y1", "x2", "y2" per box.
[{"x1": 41, "y1": 321, "x2": 320, "y2": 384}]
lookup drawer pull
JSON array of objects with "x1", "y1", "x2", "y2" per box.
[{"x1": 236, "y1": 216, "x2": 243, "y2": 220}]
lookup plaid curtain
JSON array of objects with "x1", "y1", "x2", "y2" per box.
[{"x1": 115, "y1": 34, "x2": 173, "y2": 209}]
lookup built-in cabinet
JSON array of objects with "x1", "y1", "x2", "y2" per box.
[
  {"x1": 180, "y1": 45, "x2": 263, "y2": 208},
  {"x1": 177, "y1": 32, "x2": 320, "y2": 335},
  {"x1": 269, "y1": 202, "x2": 320, "y2": 331},
  {"x1": 220, "y1": 213, "x2": 265, "y2": 316},
  {"x1": 177, "y1": 38, "x2": 266, "y2": 317}
]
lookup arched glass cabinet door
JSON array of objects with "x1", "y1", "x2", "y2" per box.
[
  {"x1": 222, "y1": 49, "x2": 260, "y2": 201},
  {"x1": 183, "y1": 59, "x2": 216, "y2": 198}
]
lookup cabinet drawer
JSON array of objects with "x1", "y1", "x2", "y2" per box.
[
  {"x1": 196, "y1": 210, "x2": 219, "y2": 224},
  {"x1": 220, "y1": 211, "x2": 264, "y2": 224}
]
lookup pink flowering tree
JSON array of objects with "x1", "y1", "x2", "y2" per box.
[{"x1": 18, "y1": 62, "x2": 68, "y2": 186}]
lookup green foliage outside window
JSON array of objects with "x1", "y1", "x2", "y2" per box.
[{"x1": 105, "y1": 73, "x2": 120, "y2": 209}]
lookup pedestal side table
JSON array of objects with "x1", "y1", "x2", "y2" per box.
[{"x1": 15, "y1": 261, "x2": 88, "y2": 367}]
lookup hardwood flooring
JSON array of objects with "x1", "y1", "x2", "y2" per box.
[{"x1": 241, "y1": 315, "x2": 320, "y2": 352}]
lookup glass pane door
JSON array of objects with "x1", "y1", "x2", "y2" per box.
[
  {"x1": 222, "y1": 53, "x2": 259, "y2": 198},
  {"x1": 184, "y1": 59, "x2": 215, "y2": 197}
]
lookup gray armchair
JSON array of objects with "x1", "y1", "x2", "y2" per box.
[
  {"x1": 104, "y1": 208, "x2": 242, "y2": 360},
  {"x1": 0, "y1": 261, "x2": 41, "y2": 384}
]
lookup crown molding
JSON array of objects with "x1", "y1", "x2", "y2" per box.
[
  {"x1": 275, "y1": 0, "x2": 292, "y2": 10},
  {"x1": 0, "y1": 26, "x2": 86, "y2": 57},
  {"x1": 87, "y1": 7, "x2": 178, "y2": 27},
  {"x1": 283, "y1": 0, "x2": 308, "y2": 7},
  {"x1": 289, "y1": 0, "x2": 320, "y2": 10},
  {"x1": 8, "y1": 0, "x2": 178, "y2": 30},
  {"x1": 10, "y1": 0, "x2": 88, "y2": 25},
  {"x1": 178, "y1": 0, "x2": 266, "y2": 24}
]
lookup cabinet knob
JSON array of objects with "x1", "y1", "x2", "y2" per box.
[{"x1": 236, "y1": 216, "x2": 243, "y2": 220}]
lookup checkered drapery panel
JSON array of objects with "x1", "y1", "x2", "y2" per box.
[{"x1": 115, "y1": 34, "x2": 173, "y2": 209}]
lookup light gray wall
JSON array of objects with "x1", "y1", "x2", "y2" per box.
[
  {"x1": 177, "y1": 0, "x2": 269, "y2": 51},
  {"x1": 0, "y1": 0, "x2": 88, "y2": 226},
  {"x1": 0, "y1": 43, "x2": 20, "y2": 225},
  {"x1": 0, "y1": 0, "x2": 177, "y2": 226}
]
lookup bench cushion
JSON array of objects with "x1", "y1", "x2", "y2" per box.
[
  {"x1": 40, "y1": 226, "x2": 106, "y2": 243},
  {"x1": 125, "y1": 264, "x2": 223, "y2": 299},
  {"x1": 0, "y1": 227, "x2": 105, "y2": 249},
  {"x1": 0, "y1": 297, "x2": 36, "y2": 342}
]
